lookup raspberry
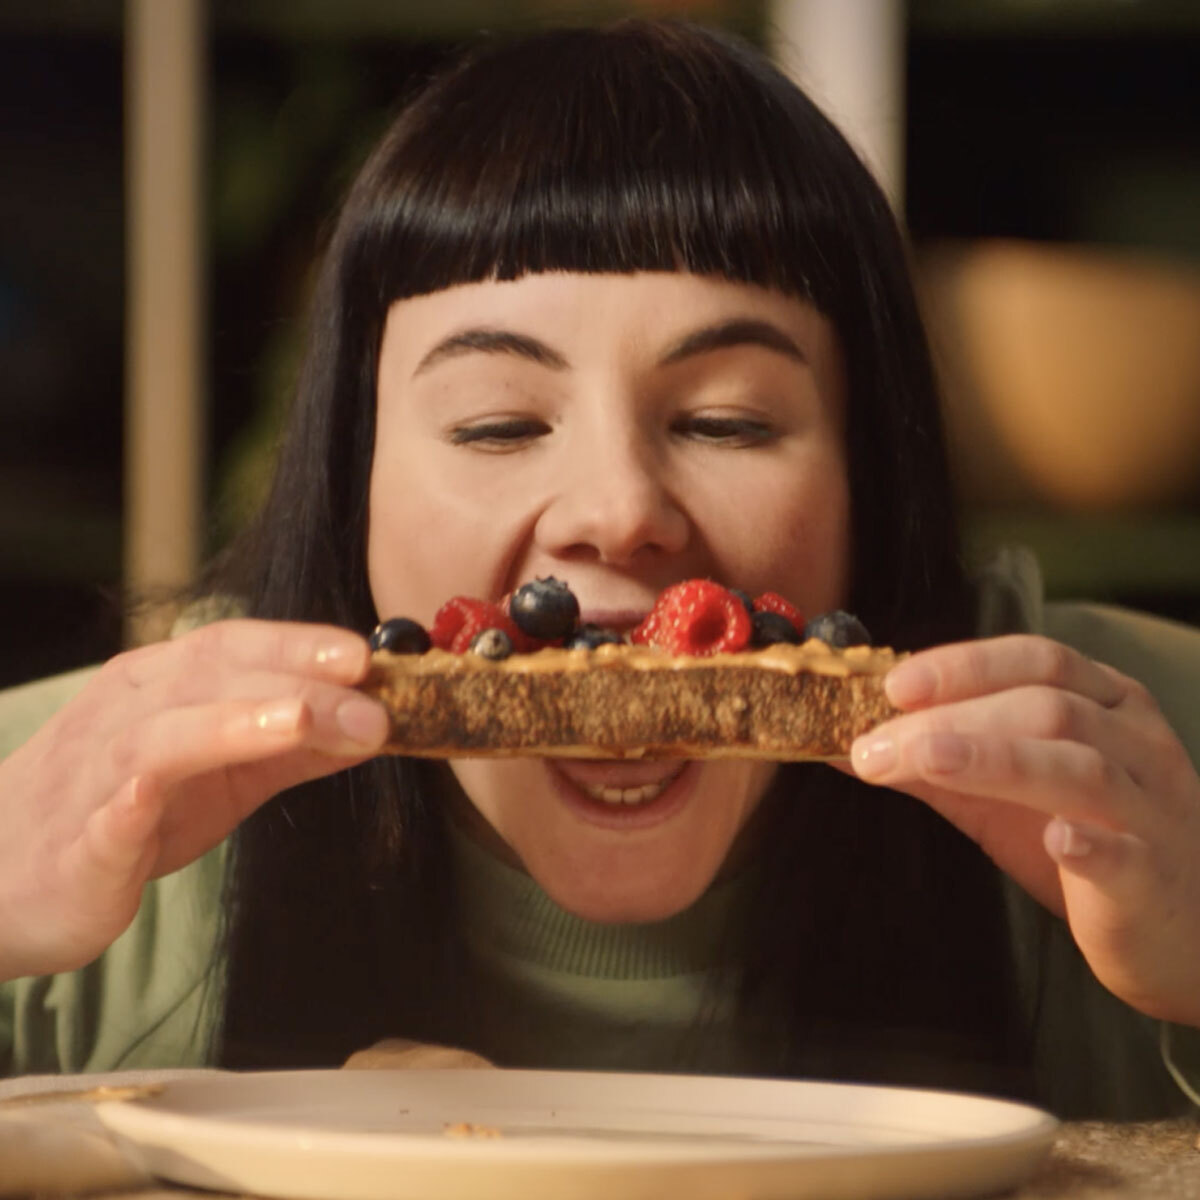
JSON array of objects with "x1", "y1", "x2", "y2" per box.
[
  {"x1": 431, "y1": 597, "x2": 529, "y2": 654},
  {"x1": 644, "y1": 580, "x2": 751, "y2": 656},
  {"x1": 753, "y1": 591, "x2": 806, "y2": 638},
  {"x1": 629, "y1": 608, "x2": 662, "y2": 646}
]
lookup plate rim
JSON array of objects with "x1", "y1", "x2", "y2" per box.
[{"x1": 96, "y1": 1067, "x2": 1061, "y2": 1166}]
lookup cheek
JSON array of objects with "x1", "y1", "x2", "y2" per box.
[
  {"x1": 704, "y1": 452, "x2": 851, "y2": 616},
  {"x1": 366, "y1": 455, "x2": 440, "y2": 623},
  {"x1": 366, "y1": 444, "x2": 522, "y2": 625}
]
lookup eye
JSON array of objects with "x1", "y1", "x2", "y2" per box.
[
  {"x1": 448, "y1": 417, "x2": 552, "y2": 451},
  {"x1": 670, "y1": 413, "x2": 777, "y2": 447}
]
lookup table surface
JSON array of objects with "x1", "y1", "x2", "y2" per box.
[
  {"x1": 67, "y1": 1118, "x2": 1200, "y2": 1200},
  {"x1": 1009, "y1": 1119, "x2": 1200, "y2": 1198}
]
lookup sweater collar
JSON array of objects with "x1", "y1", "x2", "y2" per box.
[{"x1": 446, "y1": 817, "x2": 753, "y2": 980}]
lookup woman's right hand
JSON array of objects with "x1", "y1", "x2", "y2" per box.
[{"x1": 0, "y1": 619, "x2": 389, "y2": 982}]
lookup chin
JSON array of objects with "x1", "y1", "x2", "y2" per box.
[{"x1": 522, "y1": 846, "x2": 723, "y2": 925}]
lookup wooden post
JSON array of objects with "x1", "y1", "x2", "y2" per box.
[
  {"x1": 124, "y1": 0, "x2": 205, "y2": 641},
  {"x1": 767, "y1": 0, "x2": 907, "y2": 213}
]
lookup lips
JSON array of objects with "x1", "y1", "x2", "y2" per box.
[
  {"x1": 555, "y1": 761, "x2": 687, "y2": 805},
  {"x1": 550, "y1": 758, "x2": 689, "y2": 809},
  {"x1": 576, "y1": 608, "x2": 650, "y2": 635}
]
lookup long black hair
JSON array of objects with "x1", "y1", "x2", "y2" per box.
[{"x1": 212, "y1": 18, "x2": 1025, "y2": 1092}]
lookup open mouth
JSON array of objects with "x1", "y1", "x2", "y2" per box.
[
  {"x1": 571, "y1": 770, "x2": 685, "y2": 806},
  {"x1": 575, "y1": 608, "x2": 650, "y2": 636},
  {"x1": 547, "y1": 759, "x2": 693, "y2": 822}
]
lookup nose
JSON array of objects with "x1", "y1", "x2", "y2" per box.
[{"x1": 535, "y1": 432, "x2": 690, "y2": 566}]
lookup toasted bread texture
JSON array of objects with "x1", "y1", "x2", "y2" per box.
[{"x1": 362, "y1": 641, "x2": 900, "y2": 760}]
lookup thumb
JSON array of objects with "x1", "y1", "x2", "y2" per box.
[
  {"x1": 6, "y1": 777, "x2": 166, "y2": 979},
  {"x1": 64, "y1": 775, "x2": 164, "y2": 910},
  {"x1": 1043, "y1": 816, "x2": 1150, "y2": 893}
]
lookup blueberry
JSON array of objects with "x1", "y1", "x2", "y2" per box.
[
  {"x1": 803, "y1": 610, "x2": 872, "y2": 648},
  {"x1": 751, "y1": 610, "x2": 802, "y2": 646},
  {"x1": 509, "y1": 577, "x2": 580, "y2": 640},
  {"x1": 730, "y1": 588, "x2": 755, "y2": 616},
  {"x1": 369, "y1": 617, "x2": 431, "y2": 654},
  {"x1": 469, "y1": 628, "x2": 514, "y2": 660},
  {"x1": 564, "y1": 624, "x2": 624, "y2": 650}
]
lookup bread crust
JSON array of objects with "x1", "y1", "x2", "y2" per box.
[{"x1": 363, "y1": 641, "x2": 901, "y2": 760}]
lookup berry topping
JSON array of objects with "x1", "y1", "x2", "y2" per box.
[
  {"x1": 753, "y1": 591, "x2": 806, "y2": 637},
  {"x1": 730, "y1": 588, "x2": 756, "y2": 616},
  {"x1": 509, "y1": 577, "x2": 581, "y2": 641},
  {"x1": 432, "y1": 596, "x2": 527, "y2": 654},
  {"x1": 750, "y1": 610, "x2": 802, "y2": 647},
  {"x1": 629, "y1": 607, "x2": 662, "y2": 647},
  {"x1": 369, "y1": 617, "x2": 432, "y2": 654},
  {"x1": 641, "y1": 580, "x2": 752, "y2": 656},
  {"x1": 804, "y1": 610, "x2": 872, "y2": 648},
  {"x1": 564, "y1": 624, "x2": 625, "y2": 650},
  {"x1": 470, "y1": 628, "x2": 514, "y2": 660}
]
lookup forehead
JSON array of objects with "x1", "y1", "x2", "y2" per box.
[{"x1": 379, "y1": 271, "x2": 835, "y2": 365}]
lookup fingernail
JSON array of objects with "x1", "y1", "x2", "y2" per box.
[
  {"x1": 924, "y1": 732, "x2": 971, "y2": 773},
  {"x1": 255, "y1": 699, "x2": 305, "y2": 735},
  {"x1": 886, "y1": 661, "x2": 936, "y2": 708},
  {"x1": 1045, "y1": 817, "x2": 1092, "y2": 860},
  {"x1": 315, "y1": 638, "x2": 368, "y2": 671},
  {"x1": 853, "y1": 736, "x2": 897, "y2": 780},
  {"x1": 336, "y1": 696, "x2": 389, "y2": 747}
]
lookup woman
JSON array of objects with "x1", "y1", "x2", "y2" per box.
[{"x1": 2, "y1": 19, "x2": 1199, "y2": 1119}]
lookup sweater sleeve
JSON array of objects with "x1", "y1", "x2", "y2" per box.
[
  {"x1": 0, "y1": 845, "x2": 227, "y2": 1077},
  {"x1": 984, "y1": 550, "x2": 1200, "y2": 1114},
  {"x1": 0, "y1": 666, "x2": 98, "y2": 759},
  {"x1": 0, "y1": 666, "x2": 228, "y2": 1076}
]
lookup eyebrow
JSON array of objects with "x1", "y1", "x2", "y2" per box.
[
  {"x1": 658, "y1": 318, "x2": 808, "y2": 367},
  {"x1": 413, "y1": 328, "x2": 568, "y2": 376},
  {"x1": 411, "y1": 315, "x2": 807, "y2": 378}
]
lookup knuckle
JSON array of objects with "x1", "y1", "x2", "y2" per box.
[
  {"x1": 1155, "y1": 730, "x2": 1195, "y2": 790},
  {"x1": 185, "y1": 620, "x2": 226, "y2": 660},
  {"x1": 99, "y1": 646, "x2": 146, "y2": 691},
  {"x1": 955, "y1": 642, "x2": 991, "y2": 696},
  {"x1": 1078, "y1": 746, "x2": 1122, "y2": 796},
  {"x1": 1028, "y1": 636, "x2": 1074, "y2": 689},
  {"x1": 106, "y1": 723, "x2": 142, "y2": 780},
  {"x1": 1122, "y1": 675, "x2": 1157, "y2": 713},
  {"x1": 1028, "y1": 689, "x2": 1081, "y2": 742}
]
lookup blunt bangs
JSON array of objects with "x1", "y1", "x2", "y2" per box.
[{"x1": 343, "y1": 21, "x2": 869, "y2": 315}]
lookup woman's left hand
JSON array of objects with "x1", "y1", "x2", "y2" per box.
[{"x1": 849, "y1": 634, "x2": 1200, "y2": 1027}]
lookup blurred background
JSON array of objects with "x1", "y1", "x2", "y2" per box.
[{"x1": 1, "y1": 0, "x2": 1198, "y2": 688}]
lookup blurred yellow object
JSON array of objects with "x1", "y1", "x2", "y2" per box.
[{"x1": 918, "y1": 240, "x2": 1200, "y2": 511}]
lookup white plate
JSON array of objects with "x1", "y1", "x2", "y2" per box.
[{"x1": 96, "y1": 1068, "x2": 1058, "y2": 1200}]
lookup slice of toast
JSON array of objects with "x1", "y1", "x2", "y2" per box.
[{"x1": 362, "y1": 641, "x2": 900, "y2": 760}]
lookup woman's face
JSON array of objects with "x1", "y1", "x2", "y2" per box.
[{"x1": 368, "y1": 271, "x2": 850, "y2": 922}]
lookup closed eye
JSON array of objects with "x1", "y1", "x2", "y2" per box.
[
  {"x1": 448, "y1": 417, "x2": 551, "y2": 450},
  {"x1": 670, "y1": 414, "x2": 777, "y2": 447}
]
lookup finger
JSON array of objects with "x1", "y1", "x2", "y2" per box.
[
  {"x1": 1042, "y1": 815, "x2": 1150, "y2": 882},
  {"x1": 118, "y1": 619, "x2": 372, "y2": 692},
  {"x1": 82, "y1": 775, "x2": 164, "y2": 880},
  {"x1": 55, "y1": 776, "x2": 164, "y2": 920},
  {"x1": 1040, "y1": 817, "x2": 1190, "y2": 1020},
  {"x1": 864, "y1": 685, "x2": 1165, "y2": 794},
  {"x1": 886, "y1": 635, "x2": 1129, "y2": 712},
  {"x1": 851, "y1": 730, "x2": 1141, "y2": 832},
  {"x1": 105, "y1": 691, "x2": 389, "y2": 790},
  {"x1": 148, "y1": 743, "x2": 382, "y2": 879}
]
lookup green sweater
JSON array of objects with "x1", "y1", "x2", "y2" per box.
[{"x1": 3, "y1": 554, "x2": 1200, "y2": 1118}]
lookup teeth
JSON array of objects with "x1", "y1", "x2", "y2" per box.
[{"x1": 577, "y1": 770, "x2": 683, "y2": 806}]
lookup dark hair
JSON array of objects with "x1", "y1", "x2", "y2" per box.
[{"x1": 213, "y1": 19, "x2": 1025, "y2": 1093}]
